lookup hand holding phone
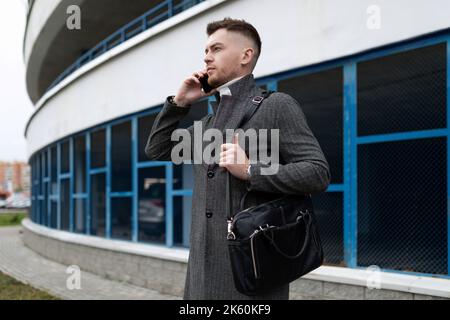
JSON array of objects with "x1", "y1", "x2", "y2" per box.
[{"x1": 174, "y1": 70, "x2": 216, "y2": 107}]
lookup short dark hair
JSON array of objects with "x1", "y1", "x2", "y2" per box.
[{"x1": 207, "y1": 17, "x2": 262, "y2": 61}]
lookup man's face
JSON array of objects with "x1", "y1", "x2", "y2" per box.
[{"x1": 204, "y1": 29, "x2": 251, "y2": 88}]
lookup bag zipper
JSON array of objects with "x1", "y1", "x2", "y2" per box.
[{"x1": 250, "y1": 230, "x2": 260, "y2": 279}]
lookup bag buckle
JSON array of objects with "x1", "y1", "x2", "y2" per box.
[
  {"x1": 227, "y1": 219, "x2": 236, "y2": 240},
  {"x1": 252, "y1": 96, "x2": 264, "y2": 105}
]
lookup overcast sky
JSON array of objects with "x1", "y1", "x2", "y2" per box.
[{"x1": 0, "y1": 1, "x2": 34, "y2": 163}]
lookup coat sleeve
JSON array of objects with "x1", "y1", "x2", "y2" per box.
[
  {"x1": 246, "y1": 93, "x2": 331, "y2": 195},
  {"x1": 144, "y1": 96, "x2": 193, "y2": 161}
]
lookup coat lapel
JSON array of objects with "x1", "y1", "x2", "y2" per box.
[{"x1": 205, "y1": 73, "x2": 262, "y2": 172}]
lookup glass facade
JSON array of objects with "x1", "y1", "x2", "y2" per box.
[
  {"x1": 29, "y1": 34, "x2": 450, "y2": 278},
  {"x1": 90, "y1": 172, "x2": 106, "y2": 237}
]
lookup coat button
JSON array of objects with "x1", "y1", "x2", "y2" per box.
[
  {"x1": 206, "y1": 210, "x2": 213, "y2": 218},
  {"x1": 207, "y1": 170, "x2": 214, "y2": 178}
]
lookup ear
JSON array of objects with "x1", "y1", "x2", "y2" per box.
[{"x1": 240, "y1": 47, "x2": 254, "y2": 67}]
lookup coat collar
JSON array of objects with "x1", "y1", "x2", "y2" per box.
[{"x1": 216, "y1": 75, "x2": 246, "y2": 97}]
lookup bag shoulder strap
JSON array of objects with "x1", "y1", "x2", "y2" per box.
[
  {"x1": 227, "y1": 90, "x2": 276, "y2": 225},
  {"x1": 235, "y1": 90, "x2": 275, "y2": 129}
]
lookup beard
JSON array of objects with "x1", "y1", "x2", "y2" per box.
[
  {"x1": 208, "y1": 74, "x2": 222, "y2": 88},
  {"x1": 208, "y1": 70, "x2": 232, "y2": 89}
]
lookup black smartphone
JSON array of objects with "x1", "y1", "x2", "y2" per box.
[{"x1": 200, "y1": 74, "x2": 214, "y2": 94}]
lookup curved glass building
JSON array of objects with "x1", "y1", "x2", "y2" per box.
[{"x1": 24, "y1": 0, "x2": 450, "y2": 299}]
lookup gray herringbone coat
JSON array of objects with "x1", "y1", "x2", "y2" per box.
[{"x1": 145, "y1": 73, "x2": 330, "y2": 300}]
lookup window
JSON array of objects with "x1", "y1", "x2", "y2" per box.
[
  {"x1": 50, "y1": 146, "x2": 58, "y2": 228},
  {"x1": 111, "y1": 121, "x2": 131, "y2": 191},
  {"x1": 42, "y1": 182, "x2": 48, "y2": 226},
  {"x1": 357, "y1": 138, "x2": 446, "y2": 274},
  {"x1": 173, "y1": 164, "x2": 184, "y2": 246},
  {"x1": 50, "y1": 201, "x2": 57, "y2": 228},
  {"x1": 60, "y1": 179, "x2": 70, "y2": 231},
  {"x1": 111, "y1": 198, "x2": 132, "y2": 241},
  {"x1": 50, "y1": 146, "x2": 57, "y2": 194},
  {"x1": 91, "y1": 129, "x2": 106, "y2": 168},
  {"x1": 74, "y1": 199, "x2": 85, "y2": 234},
  {"x1": 61, "y1": 141, "x2": 70, "y2": 173},
  {"x1": 42, "y1": 149, "x2": 48, "y2": 178},
  {"x1": 30, "y1": 156, "x2": 36, "y2": 222},
  {"x1": 91, "y1": 173, "x2": 106, "y2": 237},
  {"x1": 357, "y1": 43, "x2": 446, "y2": 136},
  {"x1": 74, "y1": 135, "x2": 86, "y2": 193},
  {"x1": 138, "y1": 166, "x2": 167, "y2": 244}
]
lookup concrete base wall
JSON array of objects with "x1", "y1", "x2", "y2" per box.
[
  {"x1": 289, "y1": 279, "x2": 447, "y2": 300},
  {"x1": 22, "y1": 225, "x2": 186, "y2": 297},
  {"x1": 22, "y1": 220, "x2": 449, "y2": 300}
]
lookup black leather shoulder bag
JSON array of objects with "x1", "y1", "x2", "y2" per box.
[{"x1": 226, "y1": 90, "x2": 324, "y2": 296}]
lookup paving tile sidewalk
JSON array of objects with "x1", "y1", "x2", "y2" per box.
[{"x1": 0, "y1": 226, "x2": 179, "y2": 300}]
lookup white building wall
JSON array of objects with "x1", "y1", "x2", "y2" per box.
[{"x1": 25, "y1": 0, "x2": 450, "y2": 158}]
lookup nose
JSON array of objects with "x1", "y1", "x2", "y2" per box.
[{"x1": 204, "y1": 52, "x2": 213, "y2": 64}]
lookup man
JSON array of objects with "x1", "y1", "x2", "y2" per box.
[{"x1": 145, "y1": 18, "x2": 330, "y2": 300}]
